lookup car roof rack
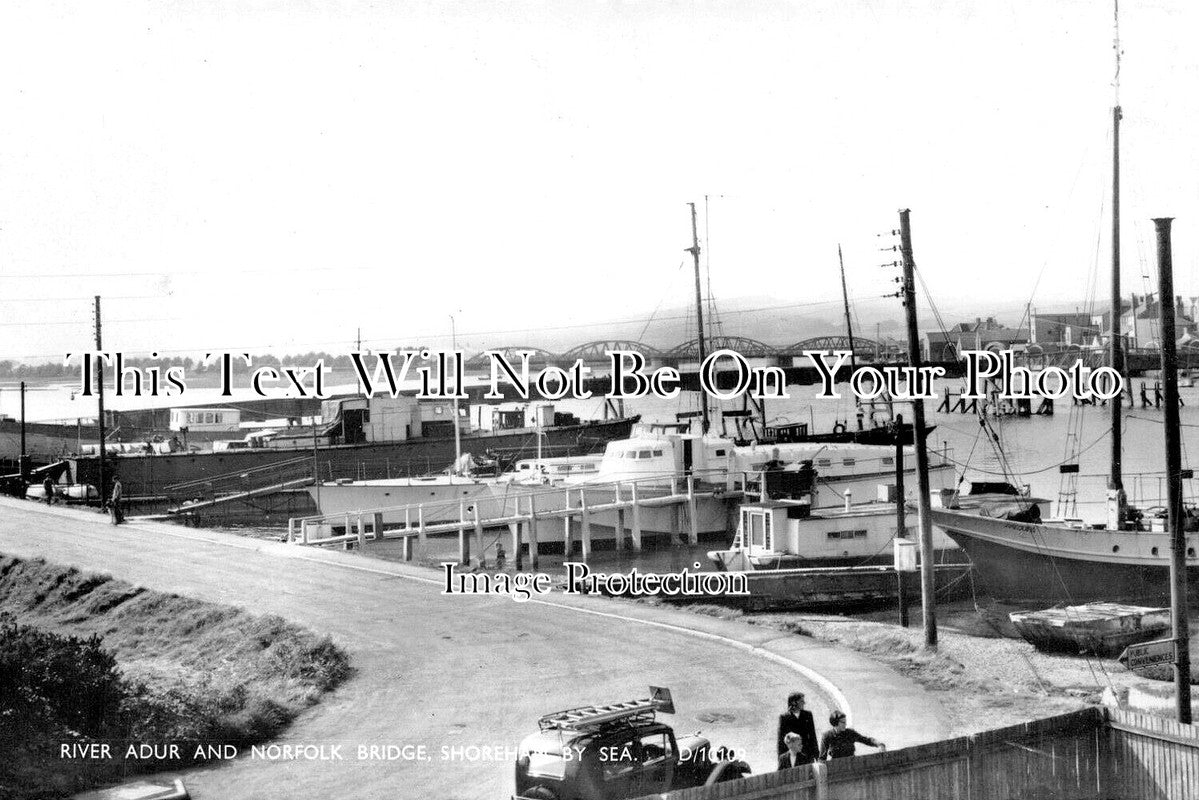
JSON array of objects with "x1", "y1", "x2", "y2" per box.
[{"x1": 538, "y1": 698, "x2": 658, "y2": 732}]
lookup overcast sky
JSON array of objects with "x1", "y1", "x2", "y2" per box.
[{"x1": 1, "y1": 0, "x2": 1196, "y2": 362}]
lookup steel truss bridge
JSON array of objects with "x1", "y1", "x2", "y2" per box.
[{"x1": 464, "y1": 335, "x2": 895, "y2": 369}]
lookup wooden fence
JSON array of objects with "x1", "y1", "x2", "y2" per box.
[{"x1": 646, "y1": 707, "x2": 1199, "y2": 800}]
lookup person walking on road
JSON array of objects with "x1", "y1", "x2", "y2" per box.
[
  {"x1": 108, "y1": 475, "x2": 124, "y2": 525},
  {"x1": 42, "y1": 474, "x2": 55, "y2": 505},
  {"x1": 819, "y1": 710, "x2": 885, "y2": 760},
  {"x1": 776, "y1": 692, "x2": 818, "y2": 762}
]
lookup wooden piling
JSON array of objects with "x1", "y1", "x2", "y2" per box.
[
  {"x1": 373, "y1": 512, "x2": 384, "y2": 539},
  {"x1": 356, "y1": 515, "x2": 365, "y2": 550},
  {"x1": 510, "y1": 521, "x2": 522, "y2": 570},
  {"x1": 630, "y1": 482, "x2": 643, "y2": 551},
  {"x1": 528, "y1": 493, "x2": 539, "y2": 569},
  {"x1": 579, "y1": 489, "x2": 592, "y2": 561},
  {"x1": 417, "y1": 506, "x2": 426, "y2": 560},
  {"x1": 458, "y1": 499, "x2": 469, "y2": 565},
  {"x1": 686, "y1": 475, "x2": 699, "y2": 545},
  {"x1": 473, "y1": 504, "x2": 485, "y2": 568},
  {"x1": 614, "y1": 483, "x2": 625, "y2": 551},
  {"x1": 563, "y1": 494, "x2": 574, "y2": 557}
]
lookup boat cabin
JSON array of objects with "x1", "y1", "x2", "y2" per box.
[
  {"x1": 317, "y1": 395, "x2": 469, "y2": 445},
  {"x1": 593, "y1": 428, "x2": 732, "y2": 485}
]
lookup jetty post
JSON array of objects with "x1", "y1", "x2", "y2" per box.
[
  {"x1": 614, "y1": 483, "x2": 625, "y2": 551},
  {"x1": 898, "y1": 209, "x2": 938, "y2": 648},
  {"x1": 1153, "y1": 216, "x2": 1192, "y2": 723},
  {"x1": 458, "y1": 499, "x2": 469, "y2": 565},
  {"x1": 473, "y1": 503, "x2": 485, "y2": 568},
  {"x1": 894, "y1": 414, "x2": 910, "y2": 628},
  {"x1": 417, "y1": 506, "x2": 427, "y2": 560},
  {"x1": 630, "y1": 482, "x2": 643, "y2": 551},
  {"x1": 527, "y1": 493, "x2": 539, "y2": 569},
  {"x1": 686, "y1": 475, "x2": 699, "y2": 545},
  {"x1": 563, "y1": 494, "x2": 575, "y2": 556},
  {"x1": 579, "y1": 489, "x2": 592, "y2": 561}
]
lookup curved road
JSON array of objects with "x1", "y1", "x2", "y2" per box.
[{"x1": 0, "y1": 499, "x2": 947, "y2": 799}]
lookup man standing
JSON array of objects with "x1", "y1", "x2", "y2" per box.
[
  {"x1": 819, "y1": 710, "x2": 885, "y2": 760},
  {"x1": 42, "y1": 474, "x2": 55, "y2": 505},
  {"x1": 108, "y1": 475, "x2": 124, "y2": 525},
  {"x1": 776, "y1": 692, "x2": 817, "y2": 763}
]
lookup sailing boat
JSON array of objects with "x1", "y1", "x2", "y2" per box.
[{"x1": 930, "y1": 28, "x2": 1199, "y2": 603}]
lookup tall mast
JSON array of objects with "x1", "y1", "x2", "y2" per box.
[
  {"x1": 1109, "y1": 1, "x2": 1125, "y2": 505},
  {"x1": 449, "y1": 315, "x2": 462, "y2": 469},
  {"x1": 838, "y1": 245, "x2": 862, "y2": 429},
  {"x1": 687, "y1": 202, "x2": 710, "y2": 434}
]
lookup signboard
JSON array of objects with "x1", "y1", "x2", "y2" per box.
[
  {"x1": 650, "y1": 686, "x2": 675, "y2": 714},
  {"x1": 1119, "y1": 638, "x2": 1177, "y2": 670}
]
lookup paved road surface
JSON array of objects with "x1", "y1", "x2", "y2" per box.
[{"x1": 0, "y1": 498, "x2": 948, "y2": 800}]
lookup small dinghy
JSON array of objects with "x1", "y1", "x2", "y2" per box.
[{"x1": 1009, "y1": 603, "x2": 1171, "y2": 657}]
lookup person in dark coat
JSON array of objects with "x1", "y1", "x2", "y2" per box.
[
  {"x1": 42, "y1": 474, "x2": 55, "y2": 505},
  {"x1": 108, "y1": 475, "x2": 124, "y2": 525},
  {"x1": 819, "y1": 710, "x2": 885, "y2": 760},
  {"x1": 776, "y1": 692, "x2": 818, "y2": 762},
  {"x1": 778, "y1": 733, "x2": 811, "y2": 771}
]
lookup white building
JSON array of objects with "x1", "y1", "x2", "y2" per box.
[{"x1": 169, "y1": 407, "x2": 241, "y2": 432}]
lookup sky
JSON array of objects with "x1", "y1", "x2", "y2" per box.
[{"x1": 1, "y1": 0, "x2": 1197, "y2": 362}]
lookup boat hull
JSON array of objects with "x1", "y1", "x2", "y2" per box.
[
  {"x1": 932, "y1": 508, "x2": 1199, "y2": 603},
  {"x1": 70, "y1": 417, "x2": 639, "y2": 499}
]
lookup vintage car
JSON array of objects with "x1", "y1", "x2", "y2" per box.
[{"x1": 514, "y1": 691, "x2": 749, "y2": 800}]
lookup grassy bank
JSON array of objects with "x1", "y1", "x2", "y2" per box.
[{"x1": 0, "y1": 554, "x2": 351, "y2": 800}]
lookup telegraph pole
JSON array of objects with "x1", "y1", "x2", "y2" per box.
[
  {"x1": 1153, "y1": 217, "x2": 1191, "y2": 723},
  {"x1": 898, "y1": 209, "x2": 937, "y2": 648},
  {"x1": 19, "y1": 381, "x2": 29, "y2": 481},
  {"x1": 94, "y1": 296, "x2": 107, "y2": 505},
  {"x1": 894, "y1": 413, "x2": 909, "y2": 628}
]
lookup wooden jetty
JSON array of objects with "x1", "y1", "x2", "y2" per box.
[{"x1": 288, "y1": 475, "x2": 739, "y2": 569}]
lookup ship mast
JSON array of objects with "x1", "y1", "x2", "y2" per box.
[
  {"x1": 837, "y1": 245, "x2": 863, "y2": 430},
  {"x1": 687, "y1": 202, "x2": 710, "y2": 434},
  {"x1": 1108, "y1": 0, "x2": 1125, "y2": 519}
]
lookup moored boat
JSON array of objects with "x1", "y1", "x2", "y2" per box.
[
  {"x1": 1008, "y1": 602, "x2": 1171, "y2": 657},
  {"x1": 69, "y1": 394, "x2": 638, "y2": 501}
]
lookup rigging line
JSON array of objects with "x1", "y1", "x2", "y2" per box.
[
  {"x1": 940, "y1": 427, "x2": 1112, "y2": 477},
  {"x1": 634, "y1": 261, "x2": 687, "y2": 344},
  {"x1": 954, "y1": 417, "x2": 988, "y2": 487}
]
